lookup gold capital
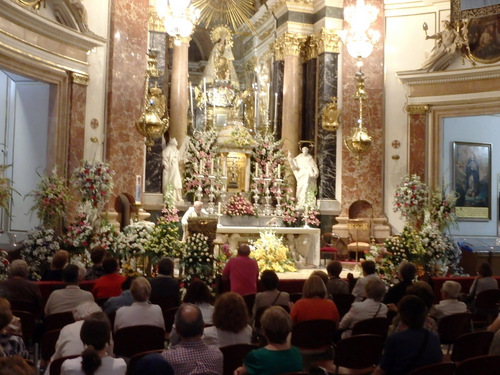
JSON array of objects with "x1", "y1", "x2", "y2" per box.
[
  {"x1": 405, "y1": 105, "x2": 429, "y2": 114},
  {"x1": 278, "y1": 33, "x2": 306, "y2": 57},
  {"x1": 71, "y1": 72, "x2": 90, "y2": 86},
  {"x1": 316, "y1": 28, "x2": 341, "y2": 55},
  {"x1": 304, "y1": 35, "x2": 319, "y2": 61}
]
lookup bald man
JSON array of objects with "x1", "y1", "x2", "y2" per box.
[
  {"x1": 162, "y1": 304, "x2": 223, "y2": 375},
  {"x1": 222, "y1": 243, "x2": 259, "y2": 295}
]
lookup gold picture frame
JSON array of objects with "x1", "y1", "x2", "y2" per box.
[{"x1": 465, "y1": 15, "x2": 500, "y2": 63}]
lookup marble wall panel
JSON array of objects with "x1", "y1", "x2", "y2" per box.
[
  {"x1": 341, "y1": 0, "x2": 384, "y2": 216},
  {"x1": 303, "y1": 59, "x2": 316, "y2": 142},
  {"x1": 273, "y1": 60, "x2": 284, "y2": 139},
  {"x1": 67, "y1": 81, "x2": 86, "y2": 220},
  {"x1": 106, "y1": 0, "x2": 149, "y2": 204},
  {"x1": 409, "y1": 113, "x2": 426, "y2": 179},
  {"x1": 317, "y1": 52, "x2": 338, "y2": 200},
  {"x1": 145, "y1": 137, "x2": 163, "y2": 193}
]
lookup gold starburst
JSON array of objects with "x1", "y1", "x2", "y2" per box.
[{"x1": 192, "y1": 0, "x2": 256, "y2": 33}]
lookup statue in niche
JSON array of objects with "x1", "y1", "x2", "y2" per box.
[
  {"x1": 162, "y1": 135, "x2": 183, "y2": 202},
  {"x1": 201, "y1": 26, "x2": 240, "y2": 86},
  {"x1": 288, "y1": 144, "x2": 319, "y2": 208},
  {"x1": 420, "y1": 20, "x2": 464, "y2": 72}
]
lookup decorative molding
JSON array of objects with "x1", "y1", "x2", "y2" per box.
[
  {"x1": 14, "y1": 0, "x2": 43, "y2": 10},
  {"x1": 316, "y1": 28, "x2": 341, "y2": 54},
  {"x1": 405, "y1": 105, "x2": 429, "y2": 114},
  {"x1": 173, "y1": 36, "x2": 192, "y2": 45},
  {"x1": 71, "y1": 72, "x2": 89, "y2": 85},
  {"x1": 148, "y1": 6, "x2": 165, "y2": 32},
  {"x1": 304, "y1": 35, "x2": 319, "y2": 61},
  {"x1": 279, "y1": 32, "x2": 307, "y2": 57}
]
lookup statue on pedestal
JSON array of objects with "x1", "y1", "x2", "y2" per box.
[
  {"x1": 162, "y1": 136, "x2": 183, "y2": 203},
  {"x1": 288, "y1": 145, "x2": 319, "y2": 207}
]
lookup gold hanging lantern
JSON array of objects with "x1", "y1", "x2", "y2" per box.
[{"x1": 321, "y1": 97, "x2": 341, "y2": 132}]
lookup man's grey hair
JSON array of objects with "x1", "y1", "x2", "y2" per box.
[
  {"x1": 442, "y1": 280, "x2": 461, "y2": 299},
  {"x1": 9, "y1": 260, "x2": 29, "y2": 279}
]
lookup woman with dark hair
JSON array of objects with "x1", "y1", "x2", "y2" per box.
[
  {"x1": 61, "y1": 312, "x2": 126, "y2": 375},
  {"x1": 234, "y1": 306, "x2": 303, "y2": 375},
  {"x1": 469, "y1": 262, "x2": 498, "y2": 296},
  {"x1": 183, "y1": 280, "x2": 214, "y2": 325},
  {"x1": 252, "y1": 270, "x2": 290, "y2": 316},
  {"x1": 290, "y1": 275, "x2": 339, "y2": 324},
  {"x1": 202, "y1": 292, "x2": 252, "y2": 347}
]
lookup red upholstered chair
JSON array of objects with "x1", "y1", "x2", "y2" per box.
[{"x1": 320, "y1": 233, "x2": 340, "y2": 265}]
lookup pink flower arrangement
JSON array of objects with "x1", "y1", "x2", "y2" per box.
[
  {"x1": 72, "y1": 160, "x2": 115, "y2": 210},
  {"x1": 225, "y1": 193, "x2": 256, "y2": 217}
]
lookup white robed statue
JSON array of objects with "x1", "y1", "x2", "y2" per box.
[
  {"x1": 162, "y1": 137, "x2": 183, "y2": 203},
  {"x1": 288, "y1": 145, "x2": 319, "y2": 207}
]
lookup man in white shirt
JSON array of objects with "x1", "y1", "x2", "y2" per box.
[
  {"x1": 181, "y1": 201, "x2": 208, "y2": 241},
  {"x1": 431, "y1": 280, "x2": 468, "y2": 321},
  {"x1": 351, "y1": 261, "x2": 379, "y2": 302}
]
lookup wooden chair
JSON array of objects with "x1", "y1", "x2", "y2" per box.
[
  {"x1": 242, "y1": 294, "x2": 256, "y2": 317},
  {"x1": 163, "y1": 306, "x2": 179, "y2": 335},
  {"x1": 455, "y1": 354, "x2": 500, "y2": 375},
  {"x1": 346, "y1": 219, "x2": 371, "y2": 262},
  {"x1": 12, "y1": 310, "x2": 37, "y2": 344},
  {"x1": 331, "y1": 294, "x2": 354, "y2": 320},
  {"x1": 40, "y1": 329, "x2": 61, "y2": 362},
  {"x1": 320, "y1": 232, "x2": 340, "y2": 265},
  {"x1": 351, "y1": 317, "x2": 390, "y2": 340},
  {"x1": 408, "y1": 361, "x2": 455, "y2": 375},
  {"x1": 333, "y1": 334, "x2": 384, "y2": 375},
  {"x1": 437, "y1": 312, "x2": 472, "y2": 354},
  {"x1": 450, "y1": 331, "x2": 494, "y2": 363},
  {"x1": 113, "y1": 325, "x2": 165, "y2": 359},
  {"x1": 291, "y1": 319, "x2": 337, "y2": 354},
  {"x1": 10, "y1": 301, "x2": 41, "y2": 318},
  {"x1": 45, "y1": 311, "x2": 75, "y2": 331},
  {"x1": 254, "y1": 305, "x2": 290, "y2": 330},
  {"x1": 126, "y1": 349, "x2": 165, "y2": 375},
  {"x1": 46, "y1": 354, "x2": 78, "y2": 375},
  {"x1": 472, "y1": 289, "x2": 500, "y2": 328},
  {"x1": 220, "y1": 343, "x2": 258, "y2": 375}
]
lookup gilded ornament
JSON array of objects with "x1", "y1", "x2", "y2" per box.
[
  {"x1": 321, "y1": 97, "x2": 341, "y2": 132},
  {"x1": 16, "y1": 0, "x2": 43, "y2": 10},
  {"x1": 405, "y1": 105, "x2": 429, "y2": 115},
  {"x1": 304, "y1": 35, "x2": 319, "y2": 61},
  {"x1": 317, "y1": 28, "x2": 341, "y2": 55},
  {"x1": 192, "y1": 0, "x2": 256, "y2": 33},
  {"x1": 71, "y1": 72, "x2": 89, "y2": 86},
  {"x1": 90, "y1": 119, "x2": 99, "y2": 129},
  {"x1": 281, "y1": 33, "x2": 306, "y2": 57}
]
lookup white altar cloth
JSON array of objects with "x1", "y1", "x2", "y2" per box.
[{"x1": 215, "y1": 226, "x2": 320, "y2": 267}]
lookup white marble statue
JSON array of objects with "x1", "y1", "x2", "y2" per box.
[
  {"x1": 162, "y1": 137, "x2": 183, "y2": 203},
  {"x1": 421, "y1": 20, "x2": 464, "y2": 72},
  {"x1": 288, "y1": 146, "x2": 319, "y2": 207}
]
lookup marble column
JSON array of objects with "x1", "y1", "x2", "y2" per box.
[
  {"x1": 272, "y1": 53, "x2": 284, "y2": 140},
  {"x1": 279, "y1": 33, "x2": 306, "y2": 156},
  {"x1": 66, "y1": 72, "x2": 88, "y2": 221},
  {"x1": 169, "y1": 37, "x2": 190, "y2": 149},
  {"x1": 406, "y1": 105, "x2": 429, "y2": 180},
  {"x1": 302, "y1": 40, "x2": 316, "y2": 142},
  {"x1": 341, "y1": 0, "x2": 384, "y2": 217},
  {"x1": 106, "y1": 0, "x2": 149, "y2": 202}
]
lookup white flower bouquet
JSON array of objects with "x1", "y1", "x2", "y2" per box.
[
  {"x1": 21, "y1": 227, "x2": 61, "y2": 280},
  {"x1": 72, "y1": 160, "x2": 115, "y2": 212},
  {"x1": 182, "y1": 233, "x2": 215, "y2": 288},
  {"x1": 393, "y1": 174, "x2": 428, "y2": 222}
]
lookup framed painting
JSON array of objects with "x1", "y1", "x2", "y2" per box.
[
  {"x1": 452, "y1": 142, "x2": 491, "y2": 221},
  {"x1": 466, "y1": 14, "x2": 500, "y2": 63},
  {"x1": 451, "y1": 0, "x2": 500, "y2": 21}
]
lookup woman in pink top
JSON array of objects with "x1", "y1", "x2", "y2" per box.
[{"x1": 290, "y1": 275, "x2": 340, "y2": 324}]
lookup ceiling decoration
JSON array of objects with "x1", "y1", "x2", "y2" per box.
[{"x1": 191, "y1": 0, "x2": 256, "y2": 33}]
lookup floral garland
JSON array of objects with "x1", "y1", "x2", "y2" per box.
[
  {"x1": 393, "y1": 174, "x2": 428, "y2": 222},
  {"x1": 184, "y1": 130, "x2": 223, "y2": 196},
  {"x1": 250, "y1": 230, "x2": 296, "y2": 273},
  {"x1": 72, "y1": 160, "x2": 115, "y2": 212},
  {"x1": 21, "y1": 227, "x2": 61, "y2": 280},
  {"x1": 182, "y1": 233, "x2": 215, "y2": 288},
  {"x1": 63, "y1": 213, "x2": 94, "y2": 254},
  {"x1": 28, "y1": 168, "x2": 70, "y2": 229},
  {"x1": 145, "y1": 207, "x2": 184, "y2": 263},
  {"x1": 225, "y1": 193, "x2": 256, "y2": 216}
]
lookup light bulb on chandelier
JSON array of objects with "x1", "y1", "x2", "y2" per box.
[{"x1": 160, "y1": 0, "x2": 200, "y2": 41}]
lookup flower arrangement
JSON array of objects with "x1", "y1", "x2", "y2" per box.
[
  {"x1": 393, "y1": 174, "x2": 428, "y2": 223},
  {"x1": 90, "y1": 219, "x2": 118, "y2": 251},
  {"x1": 21, "y1": 227, "x2": 61, "y2": 280},
  {"x1": 72, "y1": 160, "x2": 115, "y2": 211},
  {"x1": 145, "y1": 210, "x2": 184, "y2": 263},
  {"x1": 28, "y1": 168, "x2": 70, "y2": 229},
  {"x1": 420, "y1": 223, "x2": 461, "y2": 276},
  {"x1": 365, "y1": 244, "x2": 399, "y2": 286},
  {"x1": 250, "y1": 230, "x2": 296, "y2": 273},
  {"x1": 114, "y1": 221, "x2": 155, "y2": 259},
  {"x1": 182, "y1": 232, "x2": 215, "y2": 288},
  {"x1": 282, "y1": 188, "x2": 299, "y2": 226},
  {"x1": 63, "y1": 213, "x2": 94, "y2": 254},
  {"x1": 225, "y1": 193, "x2": 256, "y2": 217},
  {"x1": 0, "y1": 165, "x2": 16, "y2": 216},
  {"x1": 229, "y1": 125, "x2": 254, "y2": 147},
  {"x1": 426, "y1": 187, "x2": 458, "y2": 231},
  {"x1": 301, "y1": 192, "x2": 320, "y2": 227},
  {"x1": 0, "y1": 250, "x2": 9, "y2": 280}
]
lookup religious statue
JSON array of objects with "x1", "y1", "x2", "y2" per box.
[
  {"x1": 288, "y1": 145, "x2": 319, "y2": 207},
  {"x1": 420, "y1": 20, "x2": 464, "y2": 72},
  {"x1": 162, "y1": 136, "x2": 183, "y2": 203}
]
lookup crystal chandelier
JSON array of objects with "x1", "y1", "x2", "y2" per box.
[
  {"x1": 156, "y1": 0, "x2": 200, "y2": 43},
  {"x1": 341, "y1": 0, "x2": 379, "y2": 162}
]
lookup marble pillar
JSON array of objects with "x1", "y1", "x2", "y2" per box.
[
  {"x1": 280, "y1": 33, "x2": 306, "y2": 156},
  {"x1": 406, "y1": 105, "x2": 429, "y2": 180},
  {"x1": 66, "y1": 73, "x2": 87, "y2": 220},
  {"x1": 106, "y1": 0, "x2": 149, "y2": 203},
  {"x1": 303, "y1": 57, "x2": 316, "y2": 142},
  {"x1": 272, "y1": 59, "x2": 284, "y2": 139},
  {"x1": 340, "y1": 0, "x2": 385, "y2": 217},
  {"x1": 169, "y1": 37, "x2": 190, "y2": 149}
]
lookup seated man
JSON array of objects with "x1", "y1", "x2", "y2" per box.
[
  {"x1": 102, "y1": 276, "x2": 135, "y2": 315},
  {"x1": 351, "y1": 261, "x2": 379, "y2": 302},
  {"x1": 114, "y1": 277, "x2": 164, "y2": 332},
  {"x1": 181, "y1": 201, "x2": 207, "y2": 241},
  {"x1": 44, "y1": 265, "x2": 95, "y2": 316},
  {"x1": 326, "y1": 260, "x2": 349, "y2": 296},
  {"x1": 430, "y1": 280, "x2": 467, "y2": 321},
  {"x1": 85, "y1": 246, "x2": 106, "y2": 280},
  {"x1": 42, "y1": 250, "x2": 69, "y2": 281},
  {"x1": 149, "y1": 257, "x2": 180, "y2": 306}
]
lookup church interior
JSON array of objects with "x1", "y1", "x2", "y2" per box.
[{"x1": 0, "y1": 0, "x2": 500, "y2": 272}]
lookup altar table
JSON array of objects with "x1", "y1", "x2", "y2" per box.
[{"x1": 215, "y1": 226, "x2": 321, "y2": 267}]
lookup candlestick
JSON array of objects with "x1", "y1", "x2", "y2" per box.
[
  {"x1": 210, "y1": 160, "x2": 214, "y2": 175},
  {"x1": 266, "y1": 163, "x2": 269, "y2": 176},
  {"x1": 278, "y1": 164, "x2": 281, "y2": 179},
  {"x1": 218, "y1": 202, "x2": 221, "y2": 215},
  {"x1": 190, "y1": 84, "x2": 194, "y2": 118},
  {"x1": 135, "y1": 175, "x2": 141, "y2": 204}
]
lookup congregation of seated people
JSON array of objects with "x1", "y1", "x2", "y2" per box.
[{"x1": 2, "y1": 245, "x2": 500, "y2": 375}]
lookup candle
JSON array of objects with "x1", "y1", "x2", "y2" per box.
[
  {"x1": 203, "y1": 77, "x2": 207, "y2": 94},
  {"x1": 135, "y1": 175, "x2": 141, "y2": 203},
  {"x1": 223, "y1": 158, "x2": 227, "y2": 176},
  {"x1": 199, "y1": 160, "x2": 203, "y2": 174},
  {"x1": 218, "y1": 202, "x2": 221, "y2": 215},
  {"x1": 210, "y1": 160, "x2": 214, "y2": 175},
  {"x1": 266, "y1": 163, "x2": 269, "y2": 176},
  {"x1": 278, "y1": 164, "x2": 281, "y2": 179},
  {"x1": 190, "y1": 84, "x2": 194, "y2": 118},
  {"x1": 255, "y1": 163, "x2": 259, "y2": 178}
]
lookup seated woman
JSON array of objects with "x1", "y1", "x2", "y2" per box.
[
  {"x1": 253, "y1": 270, "x2": 290, "y2": 317},
  {"x1": 183, "y1": 280, "x2": 214, "y2": 325},
  {"x1": 0, "y1": 298, "x2": 28, "y2": 358},
  {"x1": 372, "y1": 296, "x2": 442, "y2": 375},
  {"x1": 202, "y1": 292, "x2": 252, "y2": 347},
  {"x1": 61, "y1": 312, "x2": 126, "y2": 375},
  {"x1": 338, "y1": 278, "x2": 388, "y2": 339},
  {"x1": 42, "y1": 250, "x2": 69, "y2": 281},
  {"x1": 235, "y1": 306, "x2": 303, "y2": 375},
  {"x1": 290, "y1": 275, "x2": 339, "y2": 324},
  {"x1": 464, "y1": 262, "x2": 498, "y2": 310}
]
